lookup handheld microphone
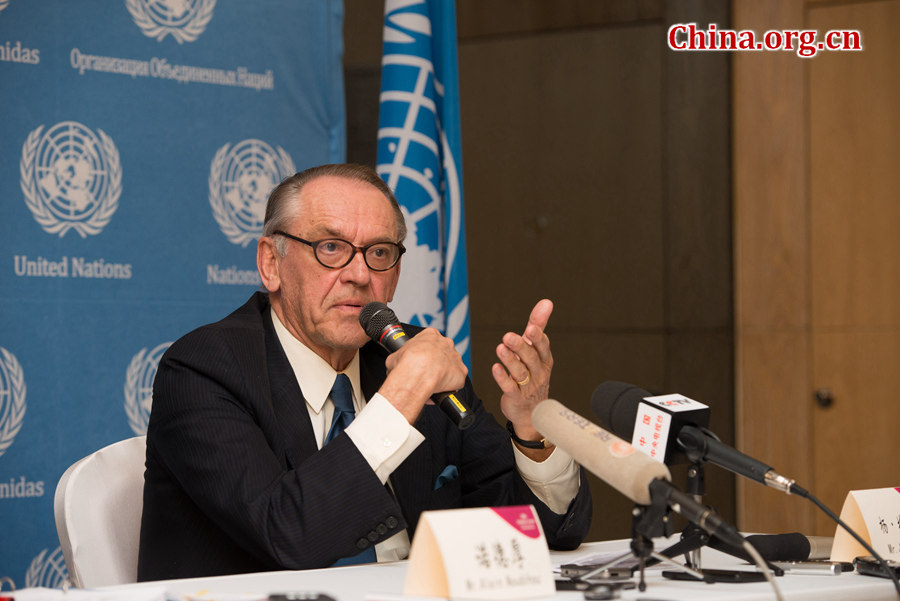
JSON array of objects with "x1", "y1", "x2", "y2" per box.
[
  {"x1": 359, "y1": 302, "x2": 474, "y2": 430},
  {"x1": 531, "y1": 399, "x2": 746, "y2": 550},
  {"x1": 591, "y1": 382, "x2": 805, "y2": 495}
]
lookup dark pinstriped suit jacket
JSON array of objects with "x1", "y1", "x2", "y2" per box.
[{"x1": 137, "y1": 292, "x2": 591, "y2": 581}]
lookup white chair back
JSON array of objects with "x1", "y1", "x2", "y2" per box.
[{"x1": 53, "y1": 436, "x2": 146, "y2": 588}]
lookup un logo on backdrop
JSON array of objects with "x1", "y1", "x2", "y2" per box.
[
  {"x1": 26, "y1": 548, "x2": 67, "y2": 589},
  {"x1": 124, "y1": 342, "x2": 171, "y2": 435},
  {"x1": 126, "y1": 0, "x2": 216, "y2": 44},
  {"x1": 209, "y1": 139, "x2": 296, "y2": 247},
  {"x1": 20, "y1": 121, "x2": 121, "y2": 238},
  {"x1": 0, "y1": 348, "x2": 26, "y2": 459}
]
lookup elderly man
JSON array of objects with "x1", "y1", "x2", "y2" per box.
[{"x1": 137, "y1": 163, "x2": 591, "y2": 581}]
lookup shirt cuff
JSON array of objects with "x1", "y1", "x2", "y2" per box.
[
  {"x1": 345, "y1": 393, "x2": 425, "y2": 483},
  {"x1": 513, "y1": 443, "x2": 581, "y2": 514}
]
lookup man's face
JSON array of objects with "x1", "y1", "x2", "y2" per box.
[{"x1": 265, "y1": 175, "x2": 402, "y2": 365}]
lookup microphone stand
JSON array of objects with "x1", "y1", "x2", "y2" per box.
[
  {"x1": 574, "y1": 484, "x2": 709, "y2": 591},
  {"x1": 649, "y1": 459, "x2": 785, "y2": 581},
  {"x1": 655, "y1": 459, "x2": 709, "y2": 568}
]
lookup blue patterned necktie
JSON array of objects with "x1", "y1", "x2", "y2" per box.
[
  {"x1": 325, "y1": 373, "x2": 355, "y2": 445},
  {"x1": 324, "y1": 373, "x2": 377, "y2": 566}
]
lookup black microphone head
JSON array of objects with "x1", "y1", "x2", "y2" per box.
[
  {"x1": 590, "y1": 381, "x2": 651, "y2": 439},
  {"x1": 744, "y1": 533, "x2": 813, "y2": 562},
  {"x1": 359, "y1": 302, "x2": 398, "y2": 340}
]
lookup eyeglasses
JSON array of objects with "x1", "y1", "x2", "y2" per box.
[{"x1": 273, "y1": 230, "x2": 406, "y2": 272}]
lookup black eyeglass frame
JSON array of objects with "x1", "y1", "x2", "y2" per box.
[{"x1": 272, "y1": 229, "x2": 406, "y2": 272}]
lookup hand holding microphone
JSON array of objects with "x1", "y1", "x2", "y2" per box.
[{"x1": 359, "y1": 302, "x2": 474, "y2": 429}]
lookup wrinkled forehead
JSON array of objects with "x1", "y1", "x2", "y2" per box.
[{"x1": 293, "y1": 175, "x2": 400, "y2": 238}]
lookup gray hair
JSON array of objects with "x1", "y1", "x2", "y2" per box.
[{"x1": 262, "y1": 164, "x2": 407, "y2": 256}]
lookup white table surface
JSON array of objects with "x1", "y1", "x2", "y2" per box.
[{"x1": 10, "y1": 537, "x2": 899, "y2": 601}]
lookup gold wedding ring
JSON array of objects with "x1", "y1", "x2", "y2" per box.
[{"x1": 515, "y1": 372, "x2": 531, "y2": 387}]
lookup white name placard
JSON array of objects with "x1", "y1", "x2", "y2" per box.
[
  {"x1": 830, "y1": 487, "x2": 900, "y2": 561},
  {"x1": 403, "y1": 505, "x2": 554, "y2": 600}
]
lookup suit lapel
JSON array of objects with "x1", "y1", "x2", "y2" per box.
[
  {"x1": 359, "y1": 340, "x2": 388, "y2": 402},
  {"x1": 263, "y1": 308, "x2": 319, "y2": 468}
]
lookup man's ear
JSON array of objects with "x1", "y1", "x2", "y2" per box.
[{"x1": 257, "y1": 236, "x2": 281, "y2": 293}]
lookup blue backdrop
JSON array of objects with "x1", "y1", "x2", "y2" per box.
[{"x1": 0, "y1": 0, "x2": 344, "y2": 587}]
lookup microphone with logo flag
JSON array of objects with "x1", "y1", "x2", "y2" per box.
[
  {"x1": 530, "y1": 399, "x2": 745, "y2": 549},
  {"x1": 530, "y1": 399, "x2": 787, "y2": 595},
  {"x1": 591, "y1": 381, "x2": 822, "y2": 564},
  {"x1": 591, "y1": 381, "x2": 802, "y2": 496}
]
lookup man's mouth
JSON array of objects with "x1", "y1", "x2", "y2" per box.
[{"x1": 333, "y1": 301, "x2": 366, "y2": 312}]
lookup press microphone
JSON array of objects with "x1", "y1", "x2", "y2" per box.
[
  {"x1": 591, "y1": 382, "x2": 805, "y2": 496},
  {"x1": 708, "y1": 532, "x2": 834, "y2": 562},
  {"x1": 592, "y1": 381, "x2": 711, "y2": 464},
  {"x1": 359, "y1": 302, "x2": 474, "y2": 430},
  {"x1": 531, "y1": 399, "x2": 746, "y2": 550}
]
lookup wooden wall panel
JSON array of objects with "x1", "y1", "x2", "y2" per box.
[
  {"x1": 460, "y1": 25, "x2": 666, "y2": 543},
  {"x1": 663, "y1": 0, "x2": 735, "y2": 518},
  {"x1": 347, "y1": 0, "x2": 735, "y2": 543},
  {"x1": 458, "y1": 0, "x2": 665, "y2": 38},
  {"x1": 808, "y1": 0, "x2": 900, "y2": 535},
  {"x1": 735, "y1": 0, "x2": 900, "y2": 535},
  {"x1": 809, "y1": 1, "x2": 900, "y2": 330},
  {"x1": 733, "y1": 0, "x2": 815, "y2": 533},
  {"x1": 459, "y1": 26, "x2": 665, "y2": 334},
  {"x1": 812, "y1": 331, "x2": 900, "y2": 533},
  {"x1": 736, "y1": 331, "x2": 815, "y2": 533}
]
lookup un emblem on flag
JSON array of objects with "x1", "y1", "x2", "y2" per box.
[
  {"x1": 375, "y1": 1, "x2": 471, "y2": 362},
  {"x1": 26, "y1": 548, "x2": 68, "y2": 589},
  {"x1": 377, "y1": 71, "x2": 467, "y2": 346},
  {"x1": 20, "y1": 121, "x2": 121, "y2": 238},
  {"x1": 126, "y1": 0, "x2": 216, "y2": 44},
  {"x1": 0, "y1": 348, "x2": 26, "y2": 459},
  {"x1": 209, "y1": 139, "x2": 296, "y2": 247},
  {"x1": 124, "y1": 342, "x2": 171, "y2": 435}
]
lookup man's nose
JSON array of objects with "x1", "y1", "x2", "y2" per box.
[{"x1": 341, "y1": 248, "x2": 372, "y2": 282}]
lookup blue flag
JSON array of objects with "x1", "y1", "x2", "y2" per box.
[{"x1": 377, "y1": 0, "x2": 471, "y2": 367}]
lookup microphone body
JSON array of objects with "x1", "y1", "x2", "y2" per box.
[
  {"x1": 531, "y1": 399, "x2": 670, "y2": 505},
  {"x1": 648, "y1": 479, "x2": 746, "y2": 551},
  {"x1": 708, "y1": 533, "x2": 833, "y2": 562},
  {"x1": 676, "y1": 425, "x2": 779, "y2": 487},
  {"x1": 359, "y1": 302, "x2": 474, "y2": 430},
  {"x1": 591, "y1": 382, "x2": 798, "y2": 494},
  {"x1": 531, "y1": 399, "x2": 745, "y2": 550}
]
